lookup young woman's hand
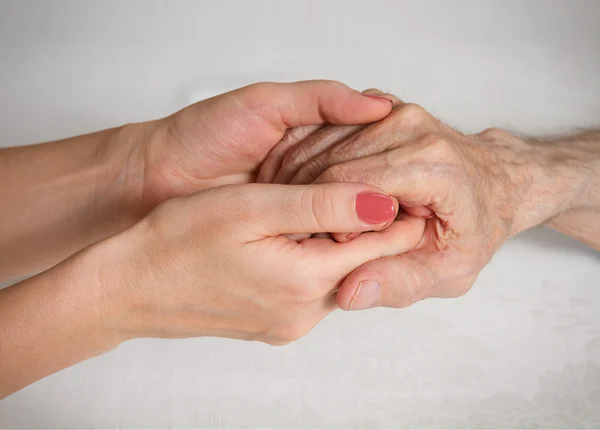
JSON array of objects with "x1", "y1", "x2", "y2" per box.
[
  {"x1": 1, "y1": 180, "x2": 425, "y2": 397},
  {"x1": 130, "y1": 81, "x2": 394, "y2": 215},
  {"x1": 0, "y1": 81, "x2": 392, "y2": 279},
  {"x1": 88, "y1": 182, "x2": 424, "y2": 345}
]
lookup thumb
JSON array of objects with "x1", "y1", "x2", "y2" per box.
[
  {"x1": 238, "y1": 183, "x2": 399, "y2": 239},
  {"x1": 235, "y1": 80, "x2": 393, "y2": 130},
  {"x1": 336, "y1": 252, "x2": 437, "y2": 311}
]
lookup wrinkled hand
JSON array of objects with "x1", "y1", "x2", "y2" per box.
[
  {"x1": 260, "y1": 93, "x2": 548, "y2": 310},
  {"x1": 126, "y1": 81, "x2": 393, "y2": 214},
  {"x1": 88, "y1": 182, "x2": 423, "y2": 345}
]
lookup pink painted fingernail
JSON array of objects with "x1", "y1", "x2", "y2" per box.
[
  {"x1": 356, "y1": 193, "x2": 396, "y2": 224},
  {"x1": 362, "y1": 94, "x2": 393, "y2": 104},
  {"x1": 349, "y1": 280, "x2": 381, "y2": 310}
]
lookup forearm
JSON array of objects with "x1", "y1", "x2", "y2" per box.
[
  {"x1": 0, "y1": 125, "x2": 147, "y2": 281},
  {"x1": 542, "y1": 132, "x2": 600, "y2": 249},
  {"x1": 0, "y1": 248, "x2": 123, "y2": 399},
  {"x1": 512, "y1": 131, "x2": 600, "y2": 249}
]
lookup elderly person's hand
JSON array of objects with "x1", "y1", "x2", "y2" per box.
[{"x1": 259, "y1": 93, "x2": 600, "y2": 310}]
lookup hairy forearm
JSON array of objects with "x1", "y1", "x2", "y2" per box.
[
  {"x1": 511, "y1": 131, "x2": 600, "y2": 249},
  {"x1": 541, "y1": 131, "x2": 600, "y2": 249},
  {"x1": 0, "y1": 249, "x2": 121, "y2": 399},
  {"x1": 0, "y1": 126, "x2": 145, "y2": 281}
]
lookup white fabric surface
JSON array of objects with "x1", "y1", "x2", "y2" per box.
[{"x1": 0, "y1": 1, "x2": 599, "y2": 428}]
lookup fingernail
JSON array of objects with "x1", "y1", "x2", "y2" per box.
[
  {"x1": 356, "y1": 193, "x2": 396, "y2": 224},
  {"x1": 349, "y1": 280, "x2": 381, "y2": 310},
  {"x1": 362, "y1": 94, "x2": 393, "y2": 104}
]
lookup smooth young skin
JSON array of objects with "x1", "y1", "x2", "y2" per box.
[
  {"x1": 0, "y1": 81, "x2": 394, "y2": 281},
  {"x1": 1, "y1": 81, "x2": 417, "y2": 397},
  {"x1": 0, "y1": 182, "x2": 424, "y2": 398},
  {"x1": 260, "y1": 93, "x2": 600, "y2": 310}
]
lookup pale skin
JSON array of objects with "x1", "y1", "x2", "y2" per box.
[
  {"x1": 1, "y1": 82, "x2": 599, "y2": 399},
  {"x1": 259, "y1": 92, "x2": 600, "y2": 310},
  {"x1": 0, "y1": 81, "x2": 426, "y2": 397}
]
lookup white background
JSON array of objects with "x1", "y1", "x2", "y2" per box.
[{"x1": 1, "y1": 0, "x2": 599, "y2": 428}]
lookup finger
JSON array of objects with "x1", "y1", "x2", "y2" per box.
[
  {"x1": 331, "y1": 231, "x2": 360, "y2": 243},
  {"x1": 302, "y1": 214, "x2": 426, "y2": 281},
  {"x1": 403, "y1": 206, "x2": 435, "y2": 218},
  {"x1": 336, "y1": 250, "x2": 437, "y2": 311},
  {"x1": 289, "y1": 104, "x2": 437, "y2": 185},
  {"x1": 361, "y1": 88, "x2": 405, "y2": 108},
  {"x1": 282, "y1": 232, "x2": 329, "y2": 242},
  {"x1": 330, "y1": 204, "x2": 433, "y2": 244},
  {"x1": 236, "y1": 80, "x2": 393, "y2": 132},
  {"x1": 330, "y1": 209, "x2": 397, "y2": 244},
  {"x1": 312, "y1": 233, "x2": 332, "y2": 239},
  {"x1": 313, "y1": 144, "x2": 455, "y2": 214},
  {"x1": 271, "y1": 90, "x2": 403, "y2": 185},
  {"x1": 256, "y1": 124, "x2": 323, "y2": 183},
  {"x1": 238, "y1": 182, "x2": 399, "y2": 239},
  {"x1": 258, "y1": 86, "x2": 397, "y2": 184},
  {"x1": 272, "y1": 124, "x2": 363, "y2": 184},
  {"x1": 286, "y1": 233, "x2": 312, "y2": 242}
]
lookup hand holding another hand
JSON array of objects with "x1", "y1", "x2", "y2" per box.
[
  {"x1": 0, "y1": 82, "x2": 417, "y2": 397},
  {"x1": 126, "y1": 81, "x2": 394, "y2": 215},
  {"x1": 6, "y1": 81, "x2": 598, "y2": 398},
  {"x1": 260, "y1": 93, "x2": 586, "y2": 310},
  {"x1": 83, "y1": 182, "x2": 423, "y2": 346}
]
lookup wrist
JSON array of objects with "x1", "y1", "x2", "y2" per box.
[
  {"x1": 67, "y1": 235, "x2": 140, "y2": 345},
  {"x1": 73, "y1": 214, "x2": 176, "y2": 342},
  {"x1": 100, "y1": 121, "x2": 157, "y2": 227},
  {"x1": 509, "y1": 136, "x2": 600, "y2": 234},
  {"x1": 114, "y1": 118, "x2": 188, "y2": 218}
]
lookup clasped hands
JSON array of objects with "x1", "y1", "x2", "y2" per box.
[{"x1": 77, "y1": 81, "x2": 564, "y2": 347}]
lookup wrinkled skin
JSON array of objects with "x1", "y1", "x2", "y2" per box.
[{"x1": 259, "y1": 92, "x2": 560, "y2": 310}]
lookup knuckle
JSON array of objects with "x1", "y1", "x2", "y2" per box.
[
  {"x1": 241, "y1": 81, "x2": 275, "y2": 99},
  {"x1": 419, "y1": 133, "x2": 459, "y2": 162},
  {"x1": 392, "y1": 103, "x2": 430, "y2": 129},
  {"x1": 331, "y1": 80, "x2": 347, "y2": 90},
  {"x1": 478, "y1": 127, "x2": 510, "y2": 141},
  {"x1": 362, "y1": 88, "x2": 384, "y2": 95},
  {"x1": 302, "y1": 186, "x2": 336, "y2": 232},
  {"x1": 382, "y1": 93, "x2": 404, "y2": 107},
  {"x1": 300, "y1": 79, "x2": 347, "y2": 94},
  {"x1": 420, "y1": 132, "x2": 447, "y2": 150},
  {"x1": 318, "y1": 79, "x2": 346, "y2": 91},
  {"x1": 363, "y1": 89, "x2": 404, "y2": 106}
]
